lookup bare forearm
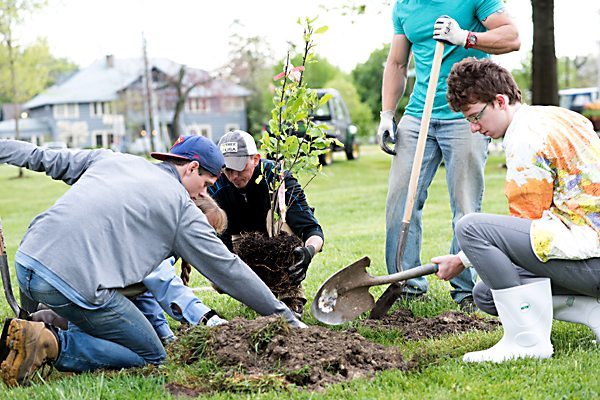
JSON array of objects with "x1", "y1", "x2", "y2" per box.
[
  {"x1": 305, "y1": 235, "x2": 323, "y2": 253},
  {"x1": 475, "y1": 24, "x2": 520, "y2": 54},
  {"x1": 382, "y1": 62, "x2": 408, "y2": 111}
]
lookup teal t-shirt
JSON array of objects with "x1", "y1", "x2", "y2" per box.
[{"x1": 393, "y1": 0, "x2": 504, "y2": 119}]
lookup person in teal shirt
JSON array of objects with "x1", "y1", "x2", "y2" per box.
[{"x1": 376, "y1": 0, "x2": 520, "y2": 311}]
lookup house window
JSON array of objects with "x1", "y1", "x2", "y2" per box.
[
  {"x1": 93, "y1": 131, "x2": 115, "y2": 148},
  {"x1": 224, "y1": 123, "x2": 240, "y2": 133},
  {"x1": 53, "y1": 103, "x2": 80, "y2": 119},
  {"x1": 187, "y1": 124, "x2": 212, "y2": 139},
  {"x1": 186, "y1": 97, "x2": 210, "y2": 113},
  {"x1": 90, "y1": 102, "x2": 112, "y2": 117},
  {"x1": 221, "y1": 97, "x2": 244, "y2": 112}
]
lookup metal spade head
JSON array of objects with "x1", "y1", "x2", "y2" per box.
[{"x1": 311, "y1": 256, "x2": 375, "y2": 325}]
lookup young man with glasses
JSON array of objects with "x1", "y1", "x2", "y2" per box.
[
  {"x1": 376, "y1": 0, "x2": 521, "y2": 311},
  {"x1": 433, "y1": 58, "x2": 600, "y2": 362},
  {"x1": 209, "y1": 130, "x2": 324, "y2": 317}
]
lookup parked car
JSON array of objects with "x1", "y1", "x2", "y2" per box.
[
  {"x1": 263, "y1": 88, "x2": 359, "y2": 166},
  {"x1": 559, "y1": 87, "x2": 599, "y2": 114},
  {"x1": 312, "y1": 88, "x2": 359, "y2": 165}
]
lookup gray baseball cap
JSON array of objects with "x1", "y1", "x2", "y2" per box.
[{"x1": 217, "y1": 130, "x2": 258, "y2": 171}]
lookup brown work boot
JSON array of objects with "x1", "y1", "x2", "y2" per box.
[{"x1": 0, "y1": 319, "x2": 60, "y2": 387}]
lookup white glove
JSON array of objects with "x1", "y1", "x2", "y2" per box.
[
  {"x1": 206, "y1": 314, "x2": 228, "y2": 327},
  {"x1": 433, "y1": 15, "x2": 468, "y2": 47},
  {"x1": 377, "y1": 110, "x2": 395, "y2": 149}
]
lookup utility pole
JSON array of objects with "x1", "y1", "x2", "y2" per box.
[{"x1": 142, "y1": 34, "x2": 156, "y2": 153}]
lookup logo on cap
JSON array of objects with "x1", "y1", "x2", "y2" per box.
[
  {"x1": 171, "y1": 136, "x2": 185, "y2": 149},
  {"x1": 220, "y1": 142, "x2": 238, "y2": 154}
]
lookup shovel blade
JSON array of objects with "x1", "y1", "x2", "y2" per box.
[{"x1": 311, "y1": 256, "x2": 376, "y2": 325}]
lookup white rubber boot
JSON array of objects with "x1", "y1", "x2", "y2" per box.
[
  {"x1": 463, "y1": 278, "x2": 553, "y2": 363},
  {"x1": 553, "y1": 295, "x2": 600, "y2": 342}
]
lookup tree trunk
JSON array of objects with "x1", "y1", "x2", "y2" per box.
[
  {"x1": 531, "y1": 0, "x2": 559, "y2": 105},
  {"x1": 171, "y1": 96, "x2": 185, "y2": 142},
  {"x1": 8, "y1": 36, "x2": 23, "y2": 178}
]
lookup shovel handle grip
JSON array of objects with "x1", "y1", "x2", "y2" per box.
[{"x1": 369, "y1": 263, "x2": 439, "y2": 287}]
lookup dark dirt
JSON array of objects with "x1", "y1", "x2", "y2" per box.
[
  {"x1": 233, "y1": 231, "x2": 302, "y2": 293},
  {"x1": 169, "y1": 316, "x2": 411, "y2": 394},
  {"x1": 361, "y1": 308, "x2": 500, "y2": 340}
]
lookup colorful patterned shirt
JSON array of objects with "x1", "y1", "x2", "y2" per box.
[{"x1": 503, "y1": 105, "x2": 600, "y2": 262}]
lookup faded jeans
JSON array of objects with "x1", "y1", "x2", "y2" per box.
[
  {"x1": 16, "y1": 263, "x2": 166, "y2": 372},
  {"x1": 385, "y1": 115, "x2": 489, "y2": 303}
]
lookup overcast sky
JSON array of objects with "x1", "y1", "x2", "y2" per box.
[{"x1": 16, "y1": 0, "x2": 600, "y2": 75}]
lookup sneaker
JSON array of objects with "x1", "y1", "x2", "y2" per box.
[
  {"x1": 0, "y1": 319, "x2": 60, "y2": 387},
  {"x1": 459, "y1": 296, "x2": 478, "y2": 313}
]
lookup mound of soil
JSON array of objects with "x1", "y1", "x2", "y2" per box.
[
  {"x1": 234, "y1": 231, "x2": 302, "y2": 293},
  {"x1": 361, "y1": 309, "x2": 499, "y2": 340},
  {"x1": 170, "y1": 316, "x2": 411, "y2": 393}
]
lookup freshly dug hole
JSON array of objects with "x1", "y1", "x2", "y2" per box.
[{"x1": 361, "y1": 309, "x2": 500, "y2": 340}]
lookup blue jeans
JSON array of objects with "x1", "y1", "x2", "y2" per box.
[
  {"x1": 16, "y1": 263, "x2": 166, "y2": 372},
  {"x1": 132, "y1": 291, "x2": 175, "y2": 342},
  {"x1": 385, "y1": 115, "x2": 489, "y2": 303}
]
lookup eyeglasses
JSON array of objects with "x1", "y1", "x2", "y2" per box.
[{"x1": 465, "y1": 103, "x2": 488, "y2": 124}]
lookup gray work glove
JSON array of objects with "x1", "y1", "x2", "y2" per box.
[
  {"x1": 377, "y1": 110, "x2": 397, "y2": 155},
  {"x1": 288, "y1": 245, "x2": 316, "y2": 286}
]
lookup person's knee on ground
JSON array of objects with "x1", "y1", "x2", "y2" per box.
[
  {"x1": 473, "y1": 281, "x2": 498, "y2": 316},
  {"x1": 0, "y1": 319, "x2": 60, "y2": 387}
]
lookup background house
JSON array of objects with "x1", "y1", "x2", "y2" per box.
[{"x1": 2, "y1": 55, "x2": 250, "y2": 151}]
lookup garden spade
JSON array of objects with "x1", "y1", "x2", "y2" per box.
[
  {"x1": 369, "y1": 40, "x2": 446, "y2": 319},
  {"x1": 311, "y1": 256, "x2": 438, "y2": 325}
]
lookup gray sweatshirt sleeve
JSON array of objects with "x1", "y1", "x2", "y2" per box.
[
  {"x1": 173, "y1": 201, "x2": 301, "y2": 326},
  {"x1": 0, "y1": 140, "x2": 107, "y2": 185}
]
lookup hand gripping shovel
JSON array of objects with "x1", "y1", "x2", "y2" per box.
[
  {"x1": 369, "y1": 40, "x2": 446, "y2": 319},
  {"x1": 311, "y1": 257, "x2": 438, "y2": 325}
]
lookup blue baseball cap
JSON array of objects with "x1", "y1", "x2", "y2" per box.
[{"x1": 151, "y1": 135, "x2": 225, "y2": 177}]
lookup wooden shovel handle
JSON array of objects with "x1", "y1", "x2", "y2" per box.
[
  {"x1": 369, "y1": 263, "x2": 439, "y2": 287},
  {"x1": 401, "y1": 41, "x2": 445, "y2": 223}
]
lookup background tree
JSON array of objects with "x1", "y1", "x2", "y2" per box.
[
  {"x1": 223, "y1": 21, "x2": 274, "y2": 136},
  {"x1": 275, "y1": 54, "x2": 344, "y2": 90},
  {"x1": 0, "y1": 38, "x2": 77, "y2": 103},
  {"x1": 351, "y1": 44, "x2": 388, "y2": 120},
  {"x1": 0, "y1": 0, "x2": 56, "y2": 178},
  {"x1": 160, "y1": 65, "x2": 212, "y2": 142},
  {"x1": 531, "y1": 0, "x2": 558, "y2": 105}
]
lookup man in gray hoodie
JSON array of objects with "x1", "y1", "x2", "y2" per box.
[{"x1": 0, "y1": 135, "x2": 301, "y2": 387}]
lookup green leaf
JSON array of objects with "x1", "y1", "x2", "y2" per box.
[
  {"x1": 318, "y1": 93, "x2": 333, "y2": 106},
  {"x1": 314, "y1": 26, "x2": 329, "y2": 34}
]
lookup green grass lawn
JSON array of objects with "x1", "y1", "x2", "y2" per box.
[{"x1": 0, "y1": 145, "x2": 598, "y2": 399}]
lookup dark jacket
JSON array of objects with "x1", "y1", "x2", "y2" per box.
[{"x1": 209, "y1": 159, "x2": 324, "y2": 250}]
